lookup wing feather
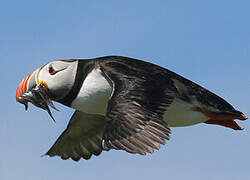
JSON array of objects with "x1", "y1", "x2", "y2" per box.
[
  {"x1": 46, "y1": 111, "x2": 106, "y2": 161},
  {"x1": 99, "y1": 59, "x2": 175, "y2": 155}
]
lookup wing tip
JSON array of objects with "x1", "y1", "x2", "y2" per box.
[{"x1": 44, "y1": 152, "x2": 95, "y2": 161}]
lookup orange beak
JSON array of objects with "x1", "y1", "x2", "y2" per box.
[
  {"x1": 16, "y1": 68, "x2": 57, "y2": 121},
  {"x1": 16, "y1": 72, "x2": 33, "y2": 102},
  {"x1": 16, "y1": 67, "x2": 42, "y2": 103}
]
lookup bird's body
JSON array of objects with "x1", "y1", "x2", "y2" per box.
[
  {"x1": 16, "y1": 56, "x2": 247, "y2": 161},
  {"x1": 70, "y1": 65, "x2": 208, "y2": 127}
]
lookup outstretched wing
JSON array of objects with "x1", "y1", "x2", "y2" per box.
[
  {"x1": 46, "y1": 111, "x2": 107, "y2": 161},
  {"x1": 99, "y1": 58, "x2": 175, "y2": 155}
]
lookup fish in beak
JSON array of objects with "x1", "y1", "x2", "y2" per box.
[{"x1": 16, "y1": 69, "x2": 59, "y2": 122}]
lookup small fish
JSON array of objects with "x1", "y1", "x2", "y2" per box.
[{"x1": 17, "y1": 83, "x2": 58, "y2": 122}]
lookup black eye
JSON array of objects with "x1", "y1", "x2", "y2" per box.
[{"x1": 49, "y1": 65, "x2": 57, "y2": 75}]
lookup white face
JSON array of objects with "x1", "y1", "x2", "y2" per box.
[{"x1": 37, "y1": 60, "x2": 78, "y2": 100}]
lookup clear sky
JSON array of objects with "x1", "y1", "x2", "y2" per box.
[{"x1": 1, "y1": 0, "x2": 249, "y2": 179}]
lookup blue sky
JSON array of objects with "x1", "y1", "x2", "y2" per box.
[{"x1": 1, "y1": 0, "x2": 249, "y2": 179}]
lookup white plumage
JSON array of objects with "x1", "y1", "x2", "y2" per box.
[{"x1": 71, "y1": 68, "x2": 112, "y2": 115}]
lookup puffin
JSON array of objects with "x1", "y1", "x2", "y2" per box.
[{"x1": 16, "y1": 56, "x2": 247, "y2": 161}]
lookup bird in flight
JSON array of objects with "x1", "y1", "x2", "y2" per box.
[{"x1": 16, "y1": 56, "x2": 247, "y2": 161}]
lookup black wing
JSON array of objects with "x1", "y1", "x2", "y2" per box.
[
  {"x1": 46, "y1": 111, "x2": 107, "y2": 161},
  {"x1": 99, "y1": 57, "x2": 176, "y2": 155}
]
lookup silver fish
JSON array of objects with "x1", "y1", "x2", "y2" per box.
[{"x1": 17, "y1": 84, "x2": 59, "y2": 122}]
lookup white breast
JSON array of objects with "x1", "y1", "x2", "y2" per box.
[
  {"x1": 164, "y1": 98, "x2": 209, "y2": 127},
  {"x1": 71, "y1": 68, "x2": 112, "y2": 115}
]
